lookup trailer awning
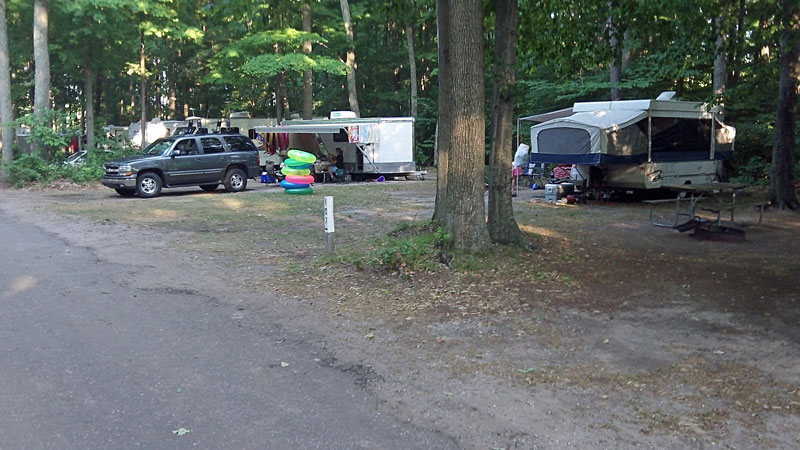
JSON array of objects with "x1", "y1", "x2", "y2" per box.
[{"x1": 253, "y1": 124, "x2": 349, "y2": 134}]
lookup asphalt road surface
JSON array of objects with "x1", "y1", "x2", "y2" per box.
[{"x1": 0, "y1": 210, "x2": 457, "y2": 449}]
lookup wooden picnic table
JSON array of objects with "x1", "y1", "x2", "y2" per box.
[{"x1": 645, "y1": 182, "x2": 762, "y2": 228}]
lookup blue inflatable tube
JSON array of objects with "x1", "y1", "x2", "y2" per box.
[{"x1": 280, "y1": 180, "x2": 311, "y2": 189}]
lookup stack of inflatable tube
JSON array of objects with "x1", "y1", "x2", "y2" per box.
[{"x1": 280, "y1": 149, "x2": 317, "y2": 195}]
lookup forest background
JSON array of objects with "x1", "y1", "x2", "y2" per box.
[{"x1": 0, "y1": 0, "x2": 794, "y2": 189}]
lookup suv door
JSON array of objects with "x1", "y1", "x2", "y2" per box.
[
  {"x1": 197, "y1": 136, "x2": 230, "y2": 182},
  {"x1": 164, "y1": 137, "x2": 203, "y2": 185}
]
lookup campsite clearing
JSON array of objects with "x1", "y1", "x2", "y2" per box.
[{"x1": 1, "y1": 180, "x2": 798, "y2": 449}]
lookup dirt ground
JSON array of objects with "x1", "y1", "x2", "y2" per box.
[{"x1": 1, "y1": 180, "x2": 798, "y2": 449}]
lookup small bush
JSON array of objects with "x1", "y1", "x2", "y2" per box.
[
  {"x1": 371, "y1": 222, "x2": 450, "y2": 274},
  {"x1": 6, "y1": 153, "x2": 66, "y2": 187},
  {"x1": 731, "y1": 156, "x2": 770, "y2": 186}
]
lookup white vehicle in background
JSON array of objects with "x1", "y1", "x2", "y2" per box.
[{"x1": 61, "y1": 149, "x2": 113, "y2": 167}]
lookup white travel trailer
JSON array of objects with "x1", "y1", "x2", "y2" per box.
[
  {"x1": 254, "y1": 116, "x2": 417, "y2": 179},
  {"x1": 518, "y1": 93, "x2": 736, "y2": 190}
]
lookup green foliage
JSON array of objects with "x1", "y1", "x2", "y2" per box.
[
  {"x1": 730, "y1": 156, "x2": 770, "y2": 186},
  {"x1": 368, "y1": 222, "x2": 450, "y2": 274},
  {"x1": 5, "y1": 138, "x2": 137, "y2": 187},
  {"x1": 241, "y1": 53, "x2": 346, "y2": 78},
  {"x1": 14, "y1": 110, "x2": 76, "y2": 159},
  {"x1": 6, "y1": 153, "x2": 62, "y2": 187}
]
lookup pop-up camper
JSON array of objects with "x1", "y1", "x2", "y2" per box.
[
  {"x1": 518, "y1": 93, "x2": 736, "y2": 190},
  {"x1": 254, "y1": 115, "x2": 417, "y2": 179}
]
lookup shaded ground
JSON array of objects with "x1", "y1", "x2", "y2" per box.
[{"x1": 1, "y1": 180, "x2": 798, "y2": 449}]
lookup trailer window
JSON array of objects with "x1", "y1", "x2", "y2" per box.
[
  {"x1": 332, "y1": 129, "x2": 349, "y2": 142},
  {"x1": 538, "y1": 128, "x2": 591, "y2": 155},
  {"x1": 650, "y1": 118, "x2": 712, "y2": 161}
]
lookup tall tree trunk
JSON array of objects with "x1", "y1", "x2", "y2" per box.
[
  {"x1": 84, "y1": 63, "x2": 94, "y2": 152},
  {"x1": 340, "y1": 0, "x2": 361, "y2": 116},
  {"x1": 713, "y1": 15, "x2": 728, "y2": 119},
  {"x1": 95, "y1": 70, "x2": 103, "y2": 122},
  {"x1": 769, "y1": 0, "x2": 800, "y2": 209},
  {"x1": 487, "y1": 0, "x2": 521, "y2": 245},
  {"x1": 280, "y1": 71, "x2": 290, "y2": 119},
  {"x1": 83, "y1": 22, "x2": 94, "y2": 152},
  {"x1": 168, "y1": 41, "x2": 176, "y2": 118},
  {"x1": 275, "y1": 83, "x2": 283, "y2": 124},
  {"x1": 729, "y1": 0, "x2": 746, "y2": 86},
  {"x1": 139, "y1": 29, "x2": 148, "y2": 148},
  {"x1": 302, "y1": 2, "x2": 313, "y2": 120},
  {"x1": 406, "y1": 22, "x2": 418, "y2": 118},
  {"x1": 607, "y1": 0, "x2": 621, "y2": 101},
  {"x1": 434, "y1": 0, "x2": 489, "y2": 252},
  {"x1": 0, "y1": 0, "x2": 14, "y2": 180},
  {"x1": 432, "y1": 1, "x2": 449, "y2": 221},
  {"x1": 33, "y1": 0, "x2": 50, "y2": 154}
]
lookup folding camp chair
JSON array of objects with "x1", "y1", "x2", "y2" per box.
[{"x1": 522, "y1": 162, "x2": 550, "y2": 188}]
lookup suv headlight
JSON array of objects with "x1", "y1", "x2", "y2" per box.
[{"x1": 118, "y1": 165, "x2": 133, "y2": 176}]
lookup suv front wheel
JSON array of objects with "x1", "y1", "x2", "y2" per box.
[
  {"x1": 224, "y1": 168, "x2": 247, "y2": 192},
  {"x1": 137, "y1": 172, "x2": 163, "y2": 198}
]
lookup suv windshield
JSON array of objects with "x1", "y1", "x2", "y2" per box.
[{"x1": 142, "y1": 139, "x2": 173, "y2": 156}]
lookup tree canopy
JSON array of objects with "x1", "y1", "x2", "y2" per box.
[{"x1": 0, "y1": 0, "x2": 794, "y2": 184}]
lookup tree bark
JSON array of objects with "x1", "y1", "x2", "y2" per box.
[
  {"x1": 33, "y1": 0, "x2": 50, "y2": 116},
  {"x1": 302, "y1": 2, "x2": 313, "y2": 120},
  {"x1": 340, "y1": 0, "x2": 361, "y2": 116},
  {"x1": 0, "y1": 0, "x2": 14, "y2": 180},
  {"x1": 139, "y1": 29, "x2": 148, "y2": 148},
  {"x1": 769, "y1": 0, "x2": 800, "y2": 209},
  {"x1": 83, "y1": 20, "x2": 94, "y2": 152},
  {"x1": 607, "y1": 0, "x2": 621, "y2": 101},
  {"x1": 168, "y1": 41, "x2": 176, "y2": 118},
  {"x1": 432, "y1": 1, "x2": 449, "y2": 222},
  {"x1": 487, "y1": 0, "x2": 521, "y2": 245},
  {"x1": 434, "y1": 0, "x2": 489, "y2": 252},
  {"x1": 278, "y1": 71, "x2": 290, "y2": 122},
  {"x1": 729, "y1": 0, "x2": 745, "y2": 86},
  {"x1": 32, "y1": 0, "x2": 50, "y2": 154},
  {"x1": 406, "y1": 22, "x2": 418, "y2": 118},
  {"x1": 95, "y1": 70, "x2": 103, "y2": 122},
  {"x1": 84, "y1": 62, "x2": 94, "y2": 152},
  {"x1": 713, "y1": 15, "x2": 727, "y2": 119}
]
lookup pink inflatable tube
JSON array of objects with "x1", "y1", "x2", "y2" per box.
[{"x1": 285, "y1": 175, "x2": 315, "y2": 184}]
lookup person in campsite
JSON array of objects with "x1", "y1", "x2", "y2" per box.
[
  {"x1": 511, "y1": 143, "x2": 529, "y2": 197},
  {"x1": 329, "y1": 148, "x2": 345, "y2": 178}
]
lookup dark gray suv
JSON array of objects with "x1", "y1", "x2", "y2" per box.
[{"x1": 102, "y1": 133, "x2": 261, "y2": 198}]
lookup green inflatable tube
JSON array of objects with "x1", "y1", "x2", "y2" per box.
[
  {"x1": 281, "y1": 167, "x2": 311, "y2": 176},
  {"x1": 287, "y1": 149, "x2": 317, "y2": 164},
  {"x1": 284, "y1": 187, "x2": 314, "y2": 195}
]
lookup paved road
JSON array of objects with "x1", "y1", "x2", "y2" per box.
[{"x1": 0, "y1": 210, "x2": 456, "y2": 449}]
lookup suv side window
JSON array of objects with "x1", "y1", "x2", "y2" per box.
[
  {"x1": 174, "y1": 138, "x2": 199, "y2": 156},
  {"x1": 200, "y1": 137, "x2": 225, "y2": 154},
  {"x1": 223, "y1": 135, "x2": 256, "y2": 152}
]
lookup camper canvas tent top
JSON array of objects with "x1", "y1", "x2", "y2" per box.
[
  {"x1": 520, "y1": 96, "x2": 736, "y2": 189},
  {"x1": 254, "y1": 117, "x2": 416, "y2": 178}
]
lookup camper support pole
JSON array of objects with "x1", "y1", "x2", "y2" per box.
[
  {"x1": 647, "y1": 114, "x2": 652, "y2": 163},
  {"x1": 356, "y1": 143, "x2": 380, "y2": 173},
  {"x1": 710, "y1": 114, "x2": 716, "y2": 160},
  {"x1": 515, "y1": 117, "x2": 520, "y2": 150}
]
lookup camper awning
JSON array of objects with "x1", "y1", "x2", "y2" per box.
[{"x1": 253, "y1": 124, "x2": 348, "y2": 134}]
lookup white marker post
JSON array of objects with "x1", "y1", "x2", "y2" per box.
[{"x1": 324, "y1": 196, "x2": 335, "y2": 254}]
